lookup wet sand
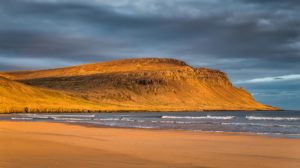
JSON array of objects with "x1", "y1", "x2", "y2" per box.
[{"x1": 0, "y1": 121, "x2": 300, "y2": 168}]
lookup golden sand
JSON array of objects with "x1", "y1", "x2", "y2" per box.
[{"x1": 0, "y1": 121, "x2": 299, "y2": 168}]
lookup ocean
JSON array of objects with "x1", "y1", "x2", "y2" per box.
[{"x1": 1, "y1": 111, "x2": 300, "y2": 138}]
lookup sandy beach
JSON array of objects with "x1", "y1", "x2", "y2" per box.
[{"x1": 0, "y1": 121, "x2": 300, "y2": 168}]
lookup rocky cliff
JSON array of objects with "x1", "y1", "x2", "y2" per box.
[{"x1": 1, "y1": 58, "x2": 278, "y2": 112}]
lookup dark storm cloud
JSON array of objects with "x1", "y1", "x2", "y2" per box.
[
  {"x1": 242, "y1": 0, "x2": 300, "y2": 5},
  {"x1": 1, "y1": 0, "x2": 299, "y2": 64},
  {"x1": 0, "y1": 0, "x2": 299, "y2": 109}
]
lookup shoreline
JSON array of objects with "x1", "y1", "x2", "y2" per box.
[
  {"x1": 0, "y1": 119, "x2": 297, "y2": 139},
  {"x1": 1, "y1": 121, "x2": 300, "y2": 168},
  {"x1": 66, "y1": 121, "x2": 300, "y2": 139},
  {"x1": 1, "y1": 110, "x2": 298, "y2": 139},
  {"x1": 3, "y1": 118, "x2": 299, "y2": 139},
  {"x1": 0, "y1": 108, "x2": 284, "y2": 114}
]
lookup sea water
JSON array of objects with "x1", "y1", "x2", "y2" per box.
[{"x1": 1, "y1": 111, "x2": 300, "y2": 138}]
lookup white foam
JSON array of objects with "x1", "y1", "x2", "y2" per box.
[
  {"x1": 53, "y1": 117, "x2": 91, "y2": 121},
  {"x1": 161, "y1": 115, "x2": 234, "y2": 120},
  {"x1": 137, "y1": 120, "x2": 145, "y2": 123},
  {"x1": 120, "y1": 118, "x2": 135, "y2": 122},
  {"x1": 93, "y1": 118, "x2": 146, "y2": 123},
  {"x1": 11, "y1": 117, "x2": 33, "y2": 120},
  {"x1": 159, "y1": 120, "x2": 197, "y2": 124},
  {"x1": 131, "y1": 126, "x2": 158, "y2": 129},
  {"x1": 246, "y1": 116, "x2": 300, "y2": 121},
  {"x1": 221, "y1": 122, "x2": 300, "y2": 128},
  {"x1": 22, "y1": 114, "x2": 95, "y2": 118},
  {"x1": 21, "y1": 114, "x2": 50, "y2": 119},
  {"x1": 174, "y1": 121, "x2": 195, "y2": 124},
  {"x1": 93, "y1": 118, "x2": 120, "y2": 121}
]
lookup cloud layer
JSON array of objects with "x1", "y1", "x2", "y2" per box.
[
  {"x1": 0, "y1": 0, "x2": 299, "y2": 109},
  {"x1": 236, "y1": 74, "x2": 300, "y2": 83}
]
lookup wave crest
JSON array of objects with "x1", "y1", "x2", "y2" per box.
[
  {"x1": 161, "y1": 115, "x2": 234, "y2": 120},
  {"x1": 246, "y1": 116, "x2": 300, "y2": 121}
]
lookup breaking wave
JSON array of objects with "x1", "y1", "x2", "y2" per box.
[
  {"x1": 246, "y1": 116, "x2": 300, "y2": 121},
  {"x1": 22, "y1": 114, "x2": 95, "y2": 118},
  {"x1": 161, "y1": 115, "x2": 234, "y2": 120},
  {"x1": 11, "y1": 117, "x2": 33, "y2": 120},
  {"x1": 221, "y1": 122, "x2": 300, "y2": 128}
]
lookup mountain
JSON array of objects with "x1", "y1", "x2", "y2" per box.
[{"x1": 0, "y1": 58, "x2": 278, "y2": 113}]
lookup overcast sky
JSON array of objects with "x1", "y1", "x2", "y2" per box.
[{"x1": 0, "y1": 0, "x2": 299, "y2": 110}]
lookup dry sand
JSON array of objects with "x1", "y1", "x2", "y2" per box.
[{"x1": 0, "y1": 121, "x2": 299, "y2": 168}]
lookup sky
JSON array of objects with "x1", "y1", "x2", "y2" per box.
[{"x1": 0, "y1": 0, "x2": 299, "y2": 110}]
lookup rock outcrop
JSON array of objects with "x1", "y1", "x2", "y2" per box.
[{"x1": 0, "y1": 58, "x2": 278, "y2": 112}]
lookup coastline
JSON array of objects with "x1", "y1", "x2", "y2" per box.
[
  {"x1": 1, "y1": 121, "x2": 299, "y2": 168},
  {"x1": 0, "y1": 108, "x2": 283, "y2": 114}
]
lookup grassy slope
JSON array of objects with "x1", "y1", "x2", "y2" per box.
[
  {"x1": 0, "y1": 77, "x2": 123, "y2": 113},
  {"x1": 7, "y1": 58, "x2": 188, "y2": 80},
  {"x1": 2, "y1": 58, "x2": 279, "y2": 112}
]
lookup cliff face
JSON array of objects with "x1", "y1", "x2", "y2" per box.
[{"x1": 1, "y1": 58, "x2": 278, "y2": 112}]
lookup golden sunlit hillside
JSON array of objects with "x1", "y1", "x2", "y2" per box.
[
  {"x1": 8, "y1": 58, "x2": 189, "y2": 80},
  {"x1": 0, "y1": 77, "x2": 122, "y2": 113},
  {"x1": 1, "y1": 58, "x2": 278, "y2": 113}
]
